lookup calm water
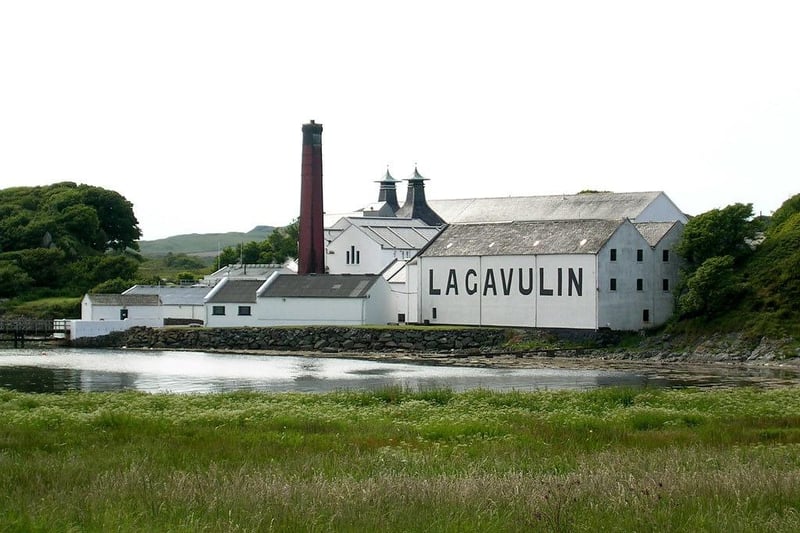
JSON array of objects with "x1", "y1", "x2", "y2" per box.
[{"x1": 0, "y1": 348, "x2": 797, "y2": 394}]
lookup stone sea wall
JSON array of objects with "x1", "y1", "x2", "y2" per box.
[{"x1": 72, "y1": 325, "x2": 510, "y2": 354}]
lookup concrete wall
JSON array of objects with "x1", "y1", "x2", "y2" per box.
[
  {"x1": 162, "y1": 304, "x2": 205, "y2": 322},
  {"x1": 69, "y1": 318, "x2": 163, "y2": 340}
]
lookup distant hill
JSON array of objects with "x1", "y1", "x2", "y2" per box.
[{"x1": 138, "y1": 226, "x2": 275, "y2": 257}]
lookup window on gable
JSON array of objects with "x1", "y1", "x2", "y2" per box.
[
  {"x1": 610, "y1": 278, "x2": 617, "y2": 291},
  {"x1": 637, "y1": 249, "x2": 644, "y2": 262},
  {"x1": 347, "y1": 245, "x2": 361, "y2": 265},
  {"x1": 610, "y1": 248, "x2": 617, "y2": 261},
  {"x1": 238, "y1": 306, "x2": 251, "y2": 316},
  {"x1": 637, "y1": 278, "x2": 644, "y2": 291},
  {"x1": 662, "y1": 279, "x2": 670, "y2": 292},
  {"x1": 212, "y1": 306, "x2": 225, "y2": 316},
  {"x1": 663, "y1": 249, "x2": 670, "y2": 262}
]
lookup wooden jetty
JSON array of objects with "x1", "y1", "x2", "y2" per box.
[{"x1": 0, "y1": 319, "x2": 66, "y2": 348}]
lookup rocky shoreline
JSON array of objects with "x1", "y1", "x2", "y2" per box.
[{"x1": 69, "y1": 325, "x2": 800, "y2": 372}]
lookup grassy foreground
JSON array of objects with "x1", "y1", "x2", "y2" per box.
[{"x1": 1, "y1": 386, "x2": 800, "y2": 532}]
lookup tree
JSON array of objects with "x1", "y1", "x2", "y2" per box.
[
  {"x1": 676, "y1": 203, "x2": 757, "y2": 268},
  {"x1": 677, "y1": 255, "x2": 742, "y2": 318},
  {"x1": 768, "y1": 193, "x2": 800, "y2": 236},
  {"x1": 91, "y1": 278, "x2": 136, "y2": 294},
  {"x1": 0, "y1": 262, "x2": 33, "y2": 298},
  {"x1": 79, "y1": 185, "x2": 141, "y2": 251}
]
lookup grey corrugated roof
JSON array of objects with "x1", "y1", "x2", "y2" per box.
[
  {"x1": 422, "y1": 220, "x2": 623, "y2": 257},
  {"x1": 634, "y1": 221, "x2": 679, "y2": 246},
  {"x1": 259, "y1": 274, "x2": 380, "y2": 299},
  {"x1": 427, "y1": 192, "x2": 665, "y2": 224},
  {"x1": 361, "y1": 225, "x2": 440, "y2": 249},
  {"x1": 331, "y1": 217, "x2": 440, "y2": 250},
  {"x1": 205, "y1": 279, "x2": 264, "y2": 303},
  {"x1": 204, "y1": 264, "x2": 291, "y2": 282},
  {"x1": 86, "y1": 294, "x2": 161, "y2": 306},
  {"x1": 123, "y1": 285, "x2": 210, "y2": 305}
]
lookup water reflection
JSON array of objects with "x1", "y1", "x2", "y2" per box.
[{"x1": 0, "y1": 347, "x2": 796, "y2": 394}]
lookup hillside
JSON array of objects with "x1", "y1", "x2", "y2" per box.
[{"x1": 138, "y1": 226, "x2": 274, "y2": 257}]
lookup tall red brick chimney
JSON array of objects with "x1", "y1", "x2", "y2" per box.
[{"x1": 298, "y1": 120, "x2": 325, "y2": 275}]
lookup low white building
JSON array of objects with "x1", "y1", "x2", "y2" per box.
[
  {"x1": 204, "y1": 278, "x2": 265, "y2": 327},
  {"x1": 256, "y1": 273, "x2": 393, "y2": 326},
  {"x1": 81, "y1": 293, "x2": 163, "y2": 322},
  {"x1": 123, "y1": 285, "x2": 210, "y2": 324}
]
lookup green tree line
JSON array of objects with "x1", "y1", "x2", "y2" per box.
[{"x1": 675, "y1": 193, "x2": 800, "y2": 336}]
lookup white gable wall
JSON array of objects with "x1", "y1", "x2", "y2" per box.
[
  {"x1": 597, "y1": 222, "x2": 663, "y2": 330},
  {"x1": 327, "y1": 225, "x2": 394, "y2": 274},
  {"x1": 650, "y1": 223, "x2": 684, "y2": 326},
  {"x1": 636, "y1": 193, "x2": 689, "y2": 223}
]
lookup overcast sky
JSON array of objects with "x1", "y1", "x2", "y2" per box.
[{"x1": 1, "y1": 1, "x2": 798, "y2": 241}]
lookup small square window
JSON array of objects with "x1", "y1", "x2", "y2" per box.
[
  {"x1": 238, "y1": 306, "x2": 251, "y2": 316},
  {"x1": 610, "y1": 278, "x2": 617, "y2": 291},
  {"x1": 637, "y1": 249, "x2": 644, "y2": 262},
  {"x1": 662, "y1": 279, "x2": 670, "y2": 291},
  {"x1": 212, "y1": 306, "x2": 225, "y2": 316},
  {"x1": 662, "y1": 249, "x2": 670, "y2": 262},
  {"x1": 610, "y1": 248, "x2": 617, "y2": 261},
  {"x1": 637, "y1": 279, "x2": 644, "y2": 291}
]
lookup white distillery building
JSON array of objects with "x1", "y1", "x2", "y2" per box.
[{"x1": 412, "y1": 218, "x2": 683, "y2": 331}]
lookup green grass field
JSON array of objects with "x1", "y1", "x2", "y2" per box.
[{"x1": 1, "y1": 386, "x2": 799, "y2": 532}]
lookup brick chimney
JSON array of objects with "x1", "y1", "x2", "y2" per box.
[
  {"x1": 395, "y1": 166, "x2": 445, "y2": 226},
  {"x1": 298, "y1": 120, "x2": 325, "y2": 275}
]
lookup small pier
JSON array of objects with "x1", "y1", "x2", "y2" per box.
[{"x1": 0, "y1": 319, "x2": 66, "y2": 348}]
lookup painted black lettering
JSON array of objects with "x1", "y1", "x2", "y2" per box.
[
  {"x1": 500, "y1": 268, "x2": 513, "y2": 295},
  {"x1": 466, "y1": 269, "x2": 478, "y2": 295},
  {"x1": 518, "y1": 268, "x2": 533, "y2": 295},
  {"x1": 446, "y1": 269, "x2": 459, "y2": 295},
  {"x1": 539, "y1": 268, "x2": 553, "y2": 296},
  {"x1": 568, "y1": 268, "x2": 583, "y2": 296},
  {"x1": 428, "y1": 269, "x2": 441, "y2": 295},
  {"x1": 557, "y1": 267, "x2": 563, "y2": 296},
  {"x1": 483, "y1": 269, "x2": 497, "y2": 296}
]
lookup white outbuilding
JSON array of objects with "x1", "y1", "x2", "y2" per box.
[{"x1": 256, "y1": 273, "x2": 393, "y2": 326}]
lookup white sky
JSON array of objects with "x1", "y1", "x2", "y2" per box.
[{"x1": 1, "y1": 1, "x2": 798, "y2": 241}]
